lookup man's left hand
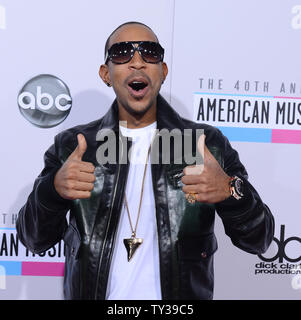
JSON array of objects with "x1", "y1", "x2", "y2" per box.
[{"x1": 181, "y1": 135, "x2": 231, "y2": 204}]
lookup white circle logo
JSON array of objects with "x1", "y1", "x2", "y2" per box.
[{"x1": 18, "y1": 74, "x2": 72, "y2": 128}]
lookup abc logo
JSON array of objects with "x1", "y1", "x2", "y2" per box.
[{"x1": 18, "y1": 74, "x2": 72, "y2": 128}]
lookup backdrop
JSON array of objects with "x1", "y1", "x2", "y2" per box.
[{"x1": 0, "y1": 0, "x2": 300, "y2": 299}]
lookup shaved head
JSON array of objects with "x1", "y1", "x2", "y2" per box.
[{"x1": 104, "y1": 21, "x2": 159, "y2": 59}]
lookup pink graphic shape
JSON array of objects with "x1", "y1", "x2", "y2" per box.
[
  {"x1": 272, "y1": 129, "x2": 301, "y2": 144},
  {"x1": 21, "y1": 262, "x2": 65, "y2": 277}
]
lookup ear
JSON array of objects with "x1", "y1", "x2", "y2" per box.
[
  {"x1": 99, "y1": 64, "x2": 111, "y2": 87},
  {"x1": 161, "y1": 62, "x2": 168, "y2": 83}
]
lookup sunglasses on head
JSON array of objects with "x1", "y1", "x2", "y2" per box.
[{"x1": 105, "y1": 41, "x2": 165, "y2": 64}]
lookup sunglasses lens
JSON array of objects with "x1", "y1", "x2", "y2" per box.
[
  {"x1": 109, "y1": 42, "x2": 133, "y2": 64},
  {"x1": 107, "y1": 42, "x2": 164, "y2": 64},
  {"x1": 140, "y1": 42, "x2": 164, "y2": 63}
]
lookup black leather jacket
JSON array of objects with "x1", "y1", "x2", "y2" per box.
[{"x1": 17, "y1": 95, "x2": 274, "y2": 300}]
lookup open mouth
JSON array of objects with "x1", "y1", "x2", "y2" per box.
[
  {"x1": 128, "y1": 81, "x2": 148, "y2": 91},
  {"x1": 127, "y1": 77, "x2": 149, "y2": 99}
]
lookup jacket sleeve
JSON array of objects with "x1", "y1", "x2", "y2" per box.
[
  {"x1": 16, "y1": 134, "x2": 71, "y2": 254},
  {"x1": 214, "y1": 132, "x2": 275, "y2": 255}
]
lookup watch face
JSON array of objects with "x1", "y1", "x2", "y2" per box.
[{"x1": 235, "y1": 179, "x2": 244, "y2": 196}]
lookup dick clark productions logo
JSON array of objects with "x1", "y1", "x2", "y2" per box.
[
  {"x1": 18, "y1": 74, "x2": 72, "y2": 128},
  {"x1": 258, "y1": 225, "x2": 301, "y2": 263}
]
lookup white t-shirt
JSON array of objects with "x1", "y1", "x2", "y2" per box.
[{"x1": 105, "y1": 121, "x2": 162, "y2": 300}]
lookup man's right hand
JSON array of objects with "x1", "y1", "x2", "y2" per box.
[{"x1": 54, "y1": 134, "x2": 95, "y2": 200}]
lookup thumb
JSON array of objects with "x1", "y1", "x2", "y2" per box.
[
  {"x1": 197, "y1": 133, "x2": 206, "y2": 160},
  {"x1": 201, "y1": 135, "x2": 217, "y2": 165},
  {"x1": 70, "y1": 134, "x2": 87, "y2": 160},
  {"x1": 183, "y1": 134, "x2": 205, "y2": 176}
]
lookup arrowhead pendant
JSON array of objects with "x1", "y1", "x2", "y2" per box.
[{"x1": 123, "y1": 236, "x2": 143, "y2": 262}]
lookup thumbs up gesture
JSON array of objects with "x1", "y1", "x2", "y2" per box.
[
  {"x1": 54, "y1": 134, "x2": 95, "y2": 200},
  {"x1": 181, "y1": 135, "x2": 231, "y2": 204}
]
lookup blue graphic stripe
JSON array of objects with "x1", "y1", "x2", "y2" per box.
[
  {"x1": 0, "y1": 261, "x2": 22, "y2": 275},
  {"x1": 0, "y1": 227, "x2": 16, "y2": 230},
  {"x1": 217, "y1": 126, "x2": 272, "y2": 143},
  {"x1": 194, "y1": 92, "x2": 274, "y2": 98}
]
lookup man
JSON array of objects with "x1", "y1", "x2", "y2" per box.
[{"x1": 17, "y1": 21, "x2": 274, "y2": 300}]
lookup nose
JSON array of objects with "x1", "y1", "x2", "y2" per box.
[{"x1": 128, "y1": 50, "x2": 145, "y2": 69}]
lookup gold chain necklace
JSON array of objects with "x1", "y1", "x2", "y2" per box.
[{"x1": 123, "y1": 143, "x2": 152, "y2": 262}]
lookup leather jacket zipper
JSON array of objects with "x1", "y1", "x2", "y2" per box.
[{"x1": 94, "y1": 142, "x2": 124, "y2": 300}]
